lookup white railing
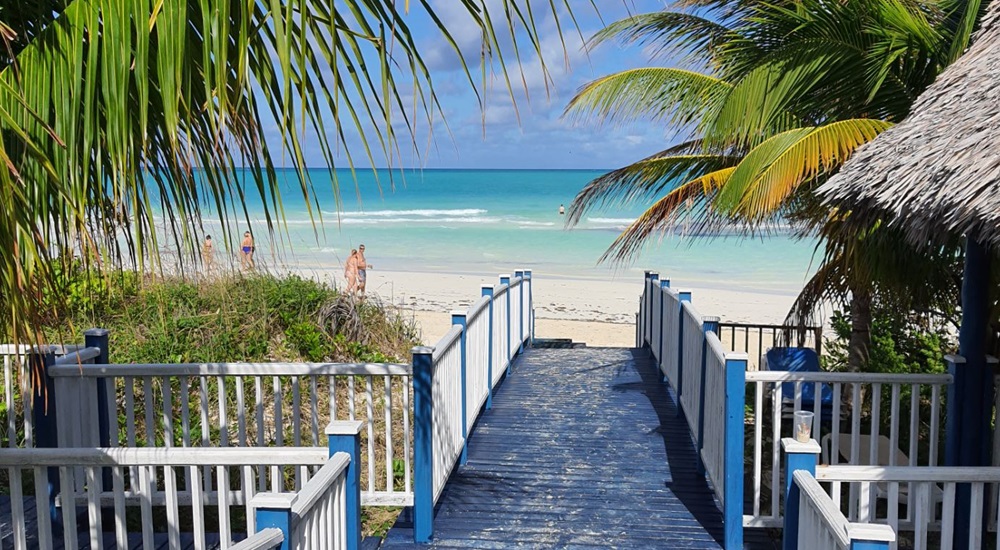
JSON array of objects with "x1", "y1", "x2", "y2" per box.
[
  {"x1": 744, "y1": 371, "x2": 951, "y2": 527},
  {"x1": 509, "y1": 277, "x2": 523, "y2": 356},
  {"x1": 659, "y1": 286, "x2": 681, "y2": 386},
  {"x1": 679, "y1": 301, "x2": 705, "y2": 438},
  {"x1": 0, "y1": 446, "x2": 329, "y2": 550},
  {"x1": 429, "y1": 327, "x2": 464, "y2": 503},
  {"x1": 815, "y1": 465, "x2": 1000, "y2": 549},
  {"x1": 651, "y1": 278, "x2": 662, "y2": 361},
  {"x1": 251, "y1": 452, "x2": 351, "y2": 550},
  {"x1": 701, "y1": 332, "x2": 730, "y2": 506},
  {"x1": 231, "y1": 528, "x2": 284, "y2": 550},
  {"x1": 46, "y1": 361, "x2": 413, "y2": 506},
  {"x1": 794, "y1": 470, "x2": 895, "y2": 549},
  {"x1": 492, "y1": 283, "x2": 511, "y2": 384},
  {"x1": 1, "y1": 344, "x2": 87, "y2": 450},
  {"x1": 466, "y1": 296, "x2": 492, "y2": 427}
]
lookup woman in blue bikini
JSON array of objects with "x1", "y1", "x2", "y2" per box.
[{"x1": 240, "y1": 231, "x2": 255, "y2": 270}]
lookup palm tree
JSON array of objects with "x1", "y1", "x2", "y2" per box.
[
  {"x1": 0, "y1": 1, "x2": 586, "y2": 357},
  {"x1": 565, "y1": 0, "x2": 984, "y2": 370}
]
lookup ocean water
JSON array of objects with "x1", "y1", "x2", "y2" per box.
[{"x1": 208, "y1": 168, "x2": 818, "y2": 294}]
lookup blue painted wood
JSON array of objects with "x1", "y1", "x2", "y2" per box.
[
  {"x1": 514, "y1": 271, "x2": 524, "y2": 354},
  {"x1": 849, "y1": 540, "x2": 891, "y2": 550},
  {"x1": 697, "y1": 318, "x2": 720, "y2": 477},
  {"x1": 724, "y1": 355, "x2": 746, "y2": 550},
  {"x1": 84, "y1": 328, "x2": 114, "y2": 493},
  {"x1": 481, "y1": 285, "x2": 494, "y2": 410},
  {"x1": 649, "y1": 273, "x2": 659, "y2": 352},
  {"x1": 29, "y1": 350, "x2": 60, "y2": 526},
  {"x1": 328, "y1": 422, "x2": 363, "y2": 550},
  {"x1": 256, "y1": 507, "x2": 292, "y2": 550},
  {"x1": 383, "y1": 347, "x2": 776, "y2": 549},
  {"x1": 658, "y1": 280, "x2": 669, "y2": 364},
  {"x1": 781, "y1": 444, "x2": 818, "y2": 550},
  {"x1": 452, "y1": 312, "x2": 469, "y2": 466},
  {"x1": 412, "y1": 346, "x2": 435, "y2": 543}
]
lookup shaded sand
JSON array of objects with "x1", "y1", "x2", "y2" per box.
[{"x1": 288, "y1": 267, "x2": 799, "y2": 349}]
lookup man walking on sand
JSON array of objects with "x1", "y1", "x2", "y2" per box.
[{"x1": 357, "y1": 244, "x2": 373, "y2": 295}]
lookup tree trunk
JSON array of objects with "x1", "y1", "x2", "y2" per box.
[{"x1": 848, "y1": 284, "x2": 872, "y2": 372}]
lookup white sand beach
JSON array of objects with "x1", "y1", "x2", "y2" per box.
[{"x1": 290, "y1": 266, "x2": 800, "y2": 347}]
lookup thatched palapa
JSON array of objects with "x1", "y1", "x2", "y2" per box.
[{"x1": 818, "y1": 3, "x2": 1000, "y2": 250}]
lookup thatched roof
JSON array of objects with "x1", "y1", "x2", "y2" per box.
[{"x1": 818, "y1": 4, "x2": 1000, "y2": 250}]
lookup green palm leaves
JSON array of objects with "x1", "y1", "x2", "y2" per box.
[
  {"x1": 0, "y1": 1, "x2": 587, "y2": 351},
  {"x1": 566, "y1": 0, "x2": 978, "y2": 261}
]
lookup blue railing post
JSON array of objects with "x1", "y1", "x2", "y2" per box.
[
  {"x1": 525, "y1": 269, "x2": 533, "y2": 346},
  {"x1": 84, "y1": 328, "x2": 112, "y2": 491},
  {"x1": 648, "y1": 273, "x2": 659, "y2": 358},
  {"x1": 676, "y1": 291, "x2": 692, "y2": 415},
  {"x1": 30, "y1": 348, "x2": 60, "y2": 524},
  {"x1": 850, "y1": 540, "x2": 893, "y2": 550},
  {"x1": 781, "y1": 437, "x2": 820, "y2": 550},
  {"x1": 327, "y1": 420, "x2": 363, "y2": 550},
  {"x1": 481, "y1": 285, "x2": 494, "y2": 409},
  {"x1": 696, "y1": 316, "x2": 720, "y2": 476},
  {"x1": 500, "y1": 274, "x2": 511, "y2": 375},
  {"x1": 255, "y1": 501, "x2": 293, "y2": 550},
  {"x1": 412, "y1": 346, "x2": 435, "y2": 543},
  {"x1": 514, "y1": 270, "x2": 524, "y2": 354},
  {"x1": 452, "y1": 311, "x2": 469, "y2": 465},
  {"x1": 657, "y1": 279, "x2": 670, "y2": 366},
  {"x1": 723, "y1": 353, "x2": 747, "y2": 550}
]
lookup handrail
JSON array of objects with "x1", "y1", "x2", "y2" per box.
[
  {"x1": 289, "y1": 452, "x2": 351, "y2": 516},
  {"x1": 816, "y1": 465, "x2": 1000, "y2": 482},
  {"x1": 0, "y1": 344, "x2": 84, "y2": 355},
  {"x1": 466, "y1": 295, "x2": 490, "y2": 324},
  {"x1": 794, "y1": 471, "x2": 895, "y2": 547},
  {"x1": 0, "y1": 446, "x2": 330, "y2": 466},
  {"x1": 745, "y1": 371, "x2": 952, "y2": 384},
  {"x1": 47, "y1": 361, "x2": 412, "y2": 377},
  {"x1": 230, "y1": 529, "x2": 284, "y2": 550},
  {"x1": 432, "y1": 325, "x2": 462, "y2": 363},
  {"x1": 53, "y1": 346, "x2": 101, "y2": 365}
]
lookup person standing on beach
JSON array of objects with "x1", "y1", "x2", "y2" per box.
[
  {"x1": 357, "y1": 244, "x2": 372, "y2": 295},
  {"x1": 240, "y1": 231, "x2": 255, "y2": 270},
  {"x1": 202, "y1": 235, "x2": 214, "y2": 271},
  {"x1": 559, "y1": 204, "x2": 565, "y2": 215},
  {"x1": 345, "y1": 249, "x2": 359, "y2": 294}
]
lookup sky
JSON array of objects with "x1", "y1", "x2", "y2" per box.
[{"x1": 297, "y1": 1, "x2": 675, "y2": 171}]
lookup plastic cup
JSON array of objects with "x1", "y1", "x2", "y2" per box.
[{"x1": 794, "y1": 410, "x2": 815, "y2": 443}]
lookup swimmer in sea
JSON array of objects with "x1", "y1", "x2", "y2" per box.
[{"x1": 240, "y1": 231, "x2": 255, "y2": 270}]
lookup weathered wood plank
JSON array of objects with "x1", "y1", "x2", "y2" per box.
[{"x1": 382, "y1": 347, "x2": 778, "y2": 549}]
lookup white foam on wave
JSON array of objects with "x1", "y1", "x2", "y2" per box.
[
  {"x1": 327, "y1": 208, "x2": 488, "y2": 218},
  {"x1": 587, "y1": 217, "x2": 636, "y2": 225},
  {"x1": 339, "y1": 216, "x2": 500, "y2": 225},
  {"x1": 516, "y1": 221, "x2": 556, "y2": 227}
]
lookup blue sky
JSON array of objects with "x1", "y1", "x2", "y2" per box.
[{"x1": 302, "y1": 1, "x2": 674, "y2": 171}]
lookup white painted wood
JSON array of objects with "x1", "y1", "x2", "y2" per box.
[
  {"x1": 48, "y1": 361, "x2": 413, "y2": 377},
  {"x1": 33, "y1": 467, "x2": 52, "y2": 550},
  {"x1": 366, "y1": 376, "x2": 375, "y2": 494},
  {"x1": 10, "y1": 467, "x2": 26, "y2": 550},
  {"x1": 59, "y1": 466, "x2": 78, "y2": 550},
  {"x1": 230, "y1": 528, "x2": 284, "y2": 550},
  {"x1": 700, "y1": 331, "x2": 727, "y2": 506},
  {"x1": 86, "y1": 466, "x2": 102, "y2": 550}
]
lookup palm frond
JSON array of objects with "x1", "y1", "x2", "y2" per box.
[
  {"x1": 714, "y1": 119, "x2": 893, "y2": 222},
  {"x1": 601, "y1": 167, "x2": 736, "y2": 263},
  {"x1": 588, "y1": 12, "x2": 731, "y2": 65},
  {"x1": 564, "y1": 67, "x2": 730, "y2": 130}
]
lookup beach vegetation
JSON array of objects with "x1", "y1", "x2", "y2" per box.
[
  {"x1": 0, "y1": 0, "x2": 589, "y2": 380},
  {"x1": 565, "y1": 0, "x2": 984, "y2": 370}
]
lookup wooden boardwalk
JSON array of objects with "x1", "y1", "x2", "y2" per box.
[{"x1": 381, "y1": 346, "x2": 777, "y2": 549}]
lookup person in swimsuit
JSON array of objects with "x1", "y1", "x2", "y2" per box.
[
  {"x1": 344, "y1": 249, "x2": 359, "y2": 294},
  {"x1": 202, "y1": 235, "x2": 214, "y2": 271},
  {"x1": 240, "y1": 231, "x2": 255, "y2": 270},
  {"x1": 356, "y1": 244, "x2": 372, "y2": 295}
]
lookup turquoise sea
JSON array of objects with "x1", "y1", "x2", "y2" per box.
[{"x1": 215, "y1": 168, "x2": 819, "y2": 295}]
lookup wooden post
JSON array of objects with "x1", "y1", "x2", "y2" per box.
[
  {"x1": 30, "y1": 348, "x2": 60, "y2": 524},
  {"x1": 649, "y1": 273, "x2": 659, "y2": 352},
  {"x1": 781, "y1": 438, "x2": 820, "y2": 550},
  {"x1": 723, "y1": 352, "x2": 747, "y2": 550},
  {"x1": 676, "y1": 290, "x2": 692, "y2": 412},
  {"x1": 642, "y1": 271, "x2": 651, "y2": 347},
  {"x1": 84, "y1": 328, "x2": 112, "y2": 493},
  {"x1": 412, "y1": 346, "x2": 435, "y2": 543},
  {"x1": 481, "y1": 285, "x2": 494, "y2": 410},
  {"x1": 500, "y1": 275, "x2": 511, "y2": 375},
  {"x1": 697, "y1": 317, "x2": 720, "y2": 476},
  {"x1": 327, "y1": 421, "x2": 363, "y2": 550},
  {"x1": 452, "y1": 311, "x2": 469, "y2": 465},
  {"x1": 253, "y1": 495, "x2": 294, "y2": 550}
]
